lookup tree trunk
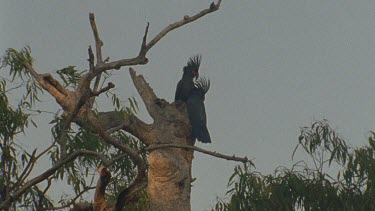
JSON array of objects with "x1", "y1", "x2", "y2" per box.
[
  {"x1": 127, "y1": 69, "x2": 195, "y2": 210},
  {"x1": 97, "y1": 96, "x2": 195, "y2": 211},
  {"x1": 148, "y1": 148, "x2": 193, "y2": 211}
]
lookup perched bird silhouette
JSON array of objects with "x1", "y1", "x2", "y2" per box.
[
  {"x1": 175, "y1": 54, "x2": 201, "y2": 102},
  {"x1": 187, "y1": 77, "x2": 211, "y2": 143}
]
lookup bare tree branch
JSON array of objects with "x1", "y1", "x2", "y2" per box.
[
  {"x1": 129, "y1": 67, "x2": 158, "y2": 119},
  {"x1": 17, "y1": 0, "x2": 223, "y2": 113},
  {"x1": 94, "y1": 0, "x2": 223, "y2": 74},
  {"x1": 37, "y1": 142, "x2": 57, "y2": 160},
  {"x1": 89, "y1": 13, "x2": 103, "y2": 65},
  {"x1": 145, "y1": 0, "x2": 222, "y2": 53},
  {"x1": 96, "y1": 111, "x2": 152, "y2": 145},
  {"x1": 144, "y1": 143, "x2": 250, "y2": 163},
  {"x1": 87, "y1": 44, "x2": 101, "y2": 109},
  {"x1": 20, "y1": 61, "x2": 77, "y2": 112},
  {"x1": 91, "y1": 82, "x2": 115, "y2": 97},
  {"x1": 138, "y1": 22, "x2": 150, "y2": 57}
]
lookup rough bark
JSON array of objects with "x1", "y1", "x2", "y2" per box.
[
  {"x1": 93, "y1": 167, "x2": 112, "y2": 211},
  {"x1": 148, "y1": 148, "x2": 193, "y2": 211}
]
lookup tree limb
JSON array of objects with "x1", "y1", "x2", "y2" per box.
[
  {"x1": 89, "y1": 13, "x2": 103, "y2": 65},
  {"x1": 91, "y1": 82, "x2": 115, "y2": 97},
  {"x1": 21, "y1": 61, "x2": 41, "y2": 81},
  {"x1": 94, "y1": 0, "x2": 223, "y2": 74},
  {"x1": 21, "y1": 61, "x2": 77, "y2": 112},
  {"x1": 145, "y1": 0, "x2": 222, "y2": 53},
  {"x1": 87, "y1": 42, "x2": 103, "y2": 109},
  {"x1": 129, "y1": 67, "x2": 158, "y2": 119},
  {"x1": 96, "y1": 111, "x2": 152, "y2": 145},
  {"x1": 144, "y1": 143, "x2": 250, "y2": 164}
]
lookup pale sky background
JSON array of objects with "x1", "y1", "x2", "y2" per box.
[{"x1": 2, "y1": 0, "x2": 375, "y2": 210}]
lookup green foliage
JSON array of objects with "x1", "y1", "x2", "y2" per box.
[
  {"x1": 1, "y1": 46, "x2": 33, "y2": 80},
  {"x1": 0, "y1": 71, "x2": 53, "y2": 209},
  {"x1": 46, "y1": 97, "x2": 147, "y2": 208},
  {"x1": 56, "y1": 66, "x2": 83, "y2": 88},
  {"x1": 1, "y1": 47, "x2": 42, "y2": 109},
  {"x1": 215, "y1": 120, "x2": 375, "y2": 211},
  {"x1": 0, "y1": 80, "x2": 29, "y2": 140},
  {"x1": 0, "y1": 47, "x2": 147, "y2": 210},
  {"x1": 21, "y1": 186, "x2": 54, "y2": 209}
]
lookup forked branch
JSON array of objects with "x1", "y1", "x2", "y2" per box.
[
  {"x1": 94, "y1": 0, "x2": 223, "y2": 74},
  {"x1": 144, "y1": 0, "x2": 222, "y2": 53}
]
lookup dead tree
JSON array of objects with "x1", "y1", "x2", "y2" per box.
[{"x1": 0, "y1": 1, "x2": 250, "y2": 210}]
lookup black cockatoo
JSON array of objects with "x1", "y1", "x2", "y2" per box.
[
  {"x1": 187, "y1": 77, "x2": 211, "y2": 143},
  {"x1": 174, "y1": 54, "x2": 201, "y2": 102}
]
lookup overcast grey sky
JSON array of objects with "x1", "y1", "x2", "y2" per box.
[{"x1": 2, "y1": 0, "x2": 375, "y2": 210}]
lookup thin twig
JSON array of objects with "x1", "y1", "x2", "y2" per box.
[
  {"x1": 91, "y1": 82, "x2": 115, "y2": 97},
  {"x1": 37, "y1": 178, "x2": 53, "y2": 209},
  {"x1": 138, "y1": 22, "x2": 150, "y2": 57},
  {"x1": 106, "y1": 123, "x2": 125, "y2": 134},
  {"x1": 35, "y1": 141, "x2": 57, "y2": 160}
]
